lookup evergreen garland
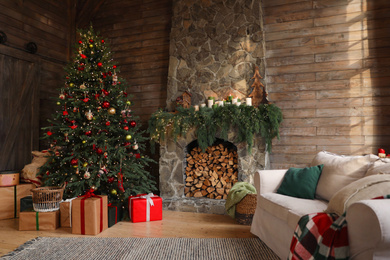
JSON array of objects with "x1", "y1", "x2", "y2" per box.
[{"x1": 147, "y1": 104, "x2": 283, "y2": 153}]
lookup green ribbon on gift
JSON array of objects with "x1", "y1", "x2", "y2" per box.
[
  {"x1": 13, "y1": 186, "x2": 17, "y2": 218},
  {"x1": 35, "y1": 212, "x2": 39, "y2": 230}
]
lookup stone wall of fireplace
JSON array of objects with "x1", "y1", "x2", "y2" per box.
[
  {"x1": 159, "y1": 0, "x2": 268, "y2": 214},
  {"x1": 166, "y1": 0, "x2": 266, "y2": 111}
]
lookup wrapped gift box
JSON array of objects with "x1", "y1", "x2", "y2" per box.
[
  {"x1": 60, "y1": 198, "x2": 76, "y2": 228},
  {"x1": 0, "y1": 183, "x2": 34, "y2": 220},
  {"x1": 20, "y1": 195, "x2": 34, "y2": 212},
  {"x1": 19, "y1": 210, "x2": 60, "y2": 231},
  {"x1": 0, "y1": 171, "x2": 19, "y2": 187},
  {"x1": 128, "y1": 193, "x2": 162, "y2": 223},
  {"x1": 72, "y1": 194, "x2": 108, "y2": 235},
  {"x1": 108, "y1": 204, "x2": 124, "y2": 227}
]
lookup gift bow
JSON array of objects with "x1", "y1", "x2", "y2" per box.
[{"x1": 139, "y1": 193, "x2": 155, "y2": 207}]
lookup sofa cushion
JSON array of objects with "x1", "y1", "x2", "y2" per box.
[
  {"x1": 260, "y1": 193, "x2": 328, "y2": 230},
  {"x1": 310, "y1": 151, "x2": 377, "y2": 201},
  {"x1": 365, "y1": 158, "x2": 390, "y2": 176},
  {"x1": 276, "y1": 165, "x2": 323, "y2": 199},
  {"x1": 326, "y1": 174, "x2": 390, "y2": 216}
]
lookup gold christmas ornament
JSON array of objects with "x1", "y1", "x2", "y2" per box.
[
  {"x1": 126, "y1": 134, "x2": 132, "y2": 141},
  {"x1": 126, "y1": 101, "x2": 131, "y2": 105},
  {"x1": 69, "y1": 83, "x2": 74, "y2": 87},
  {"x1": 83, "y1": 162, "x2": 88, "y2": 167},
  {"x1": 108, "y1": 107, "x2": 116, "y2": 115},
  {"x1": 111, "y1": 189, "x2": 117, "y2": 195}
]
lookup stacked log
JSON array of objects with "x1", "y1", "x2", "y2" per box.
[{"x1": 185, "y1": 144, "x2": 238, "y2": 199}]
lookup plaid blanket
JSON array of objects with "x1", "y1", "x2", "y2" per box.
[
  {"x1": 289, "y1": 194, "x2": 390, "y2": 260},
  {"x1": 288, "y1": 212, "x2": 349, "y2": 260}
]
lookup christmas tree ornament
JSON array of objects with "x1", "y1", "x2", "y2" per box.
[
  {"x1": 56, "y1": 101, "x2": 61, "y2": 105},
  {"x1": 80, "y1": 54, "x2": 87, "y2": 59},
  {"x1": 91, "y1": 185, "x2": 96, "y2": 190},
  {"x1": 85, "y1": 130, "x2": 92, "y2": 136},
  {"x1": 63, "y1": 111, "x2": 69, "y2": 116},
  {"x1": 83, "y1": 162, "x2": 88, "y2": 167},
  {"x1": 47, "y1": 131, "x2": 53, "y2": 136},
  {"x1": 69, "y1": 83, "x2": 74, "y2": 87},
  {"x1": 102, "y1": 89, "x2": 109, "y2": 96},
  {"x1": 80, "y1": 83, "x2": 86, "y2": 89},
  {"x1": 89, "y1": 39, "x2": 93, "y2": 43},
  {"x1": 108, "y1": 107, "x2": 116, "y2": 115},
  {"x1": 85, "y1": 110, "x2": 93, "y2": 120},
  {"x1": 132, "y1": 143, "x2": 139, "y2": 150},
  {"x1": 108, "y1": 176, "x2": 114, "y2": 183},
  {"x1": 83, "y1": 97, "x2": 89, "y2": 103},
  {"x1": 89, "y1": 44, "x2": 93, "y2": 48},
  {"x1": 112, "y1": 74, "x2": 118, "y2": 85},
  {"x1": 97, "y1": 62, "x2": 102, "y2": 67},
  {"x1": 123, "y1": 126, "x2": 129, "y2": 131},
  {"x1": 83, "y1": 171, "x2": 91, "y2": 179},
  {"x1": 130, "y1": 120, "x2": 136, "y2": 127},
  {"x1": 126, "y1": 101, "x2": 131, "y2": 105},
  {"x1": 102, "y1": 101, "x2": 110, "y2": 108},
  {"x1": 76, "y1": 168, "x2": 79, "y2": 175},
  {"x1": 105, "y1": 121, "x2": 110, "y2": 126},
  {"x1": 97, "y1": 148, "x2": 103, "y2": 155},
  {"x1": 71, "y1": 158, "x2": 78, "y2": 165},
  {"x1": 59, "y1": 94, "x2": 65, "y2": 99},
  {"x1": 82, "y1": 140, "x2": 86, "y2": 144},
  {"x1": 126, "y1": 135, "x2": 132, "y2": 141},
  {"x1": 110, "y1": 189, "x2": 117, "y2": 195}
]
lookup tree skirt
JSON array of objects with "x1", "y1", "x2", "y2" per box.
[{"x1": 2, "y1": 237, "x2": 280, "y2": 260}]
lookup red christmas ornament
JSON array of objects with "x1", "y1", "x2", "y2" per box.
[
  {"x1": 124, "y1": 142, "x2": 131, "y2": 147},
  {"x1": 135, "y1": 153, "x2": 141, "y2": 159},
  {"x1": 97, "y1": 148, "x2": 103, "y2": 155},
  {"x1": 63, "y1": 111, "x2": 68, "y2": 116},
  {"x1": 130, "y1": 121, "x2": 137, "y2": 127},
  {"x1": 47, "y1": 131, "x2": 53, "y2": 136},
  {"x1": 108, "y1": 176, "x2": 114, "y2": 183},
  {"x1": 83, "y1": 97, "x2": 89, "y2": 103},
  {"x1": 78, "y1": 40, "x2": 82, "y2": 44},
  {"x1": 95, "y1": 93, "x2": 100, "y2": 99},
  {"x1": 97, "y1": 62, "x2": 102, "y2": 67},
  {"x1": 80, "y1": 54, "x2": 87, "y2": 59},
  {"x1": 102, "y1": 101, "x2": 110, "y2": 108},
  {"x1": 78, "y1": 66, "x2": 84, "y2": 71},
  {"x1": 108, "y1": 71, "x2": 112, "y2": 76},
  {"x1": 89, "y1": 39, "x2": 94, "y2": 43},
  {"x1": 123, "y1": 126, "x2": 129, "y2": 130},
  {"x1": 85, "y1": 131, "x2": 92, "y2": 136},
  {"x1": 123, "y1": 92, "x2": 128, "y2": 97},
  {"x1": 70, "y1": 158, "x2": 78, "y2": 165},
  {"x1": 102, "y1": 89, "x2": 109, "y2": 96},
  {"x1": 105, "y1": 121, "x2": 110, "y2": 126},
  {"x1": 70, "y1": 125, "x2": 78, "y2": 129},
  {"x1": 101, "y1": 39, "x2": 105, "y2": 43},
  {"x1": 113, "y1": 65, "x2": 117, "y2": 69}
]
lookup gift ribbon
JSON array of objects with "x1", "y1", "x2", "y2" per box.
[
  {"x1": 108, "y1": 203, "x2": 117, "y2": 224},
  {"x1": 79, "y1": 189, "x2": 103, "y2": 234},
  {"x1": 13, "y1": 186, "x2": 17, "y2": 218},
  {"x1": 35, "y1": 212, "x2": 39, "y2": 230},
  {"x1": 129, "y1": 193, "x2": 156, "y2": 222}
]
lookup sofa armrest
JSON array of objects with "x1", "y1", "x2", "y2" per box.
[
  {"x1": 346, "y1": 200, "x2": 390, "y2": 260},
  {"x1": 254, "y1": 169, "x2": 288, "y2": 195}
]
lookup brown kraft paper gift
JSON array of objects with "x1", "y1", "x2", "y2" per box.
[
  {"x1": 19, "y1": 210, "x2": 60, "y2": 231},
  {"x1": 0, "y1": 183, "x2": 34, "y2": 220},
  {"x1": 71, "y1": 195, "x2": 108, "y2": 235}
]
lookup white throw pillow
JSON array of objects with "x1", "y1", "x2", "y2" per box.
[
  {"x1": 365, "y1": 158, "x2": 390, "y2": 176},
  {"x1": 326, "y1": 174, "x2": 390, "y2": 216},
  {"x1": 310, "y1": 151, "x2": 377, "y2": 201}
]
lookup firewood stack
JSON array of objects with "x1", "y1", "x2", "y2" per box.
[{"x1": 185, "y1": 144, "x2": 238, "y2": 199}]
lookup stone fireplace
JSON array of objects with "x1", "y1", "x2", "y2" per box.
[{"x1": 159, "y1": 0, "x2": 268, "y2": 214}]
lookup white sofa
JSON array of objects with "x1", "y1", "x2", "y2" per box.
[{"x1": 250, "y1": 152, "x2": 390, "y2": 260}]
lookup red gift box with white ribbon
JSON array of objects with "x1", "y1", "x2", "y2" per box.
[{"x1": 128, "y1": 193, "x2": 162, "y2": 223}]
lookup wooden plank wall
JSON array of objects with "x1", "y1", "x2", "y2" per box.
[
  {"x1": 89, "y1": 0, "x2": 172, "y2": 124},
  {"x1": 0, "y1": 1, "x2": 73, "y2": 167},
  {"x1": 262, "y1": 0, "x2": 390, "y2": 168}
]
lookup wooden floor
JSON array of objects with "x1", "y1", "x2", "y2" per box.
[{"x1": 0, "y1": 210, "x2": 255, "y2": 256}]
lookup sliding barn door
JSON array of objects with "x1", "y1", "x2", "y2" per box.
[{"x1": 0, "y1": 45, "x2": 40, "y2": 171}]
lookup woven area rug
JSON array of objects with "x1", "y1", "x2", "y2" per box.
[{"x1": 2, "y1": 237, "x2": 280, "y2": 260}]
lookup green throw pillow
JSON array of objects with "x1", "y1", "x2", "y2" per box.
[{"x1": 276, "y1": 164, "x2": 324, "y2": 199}]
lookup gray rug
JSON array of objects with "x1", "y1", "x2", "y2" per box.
[{"x1": 1, "y1": 237, "x2": 280, "y2": 260}]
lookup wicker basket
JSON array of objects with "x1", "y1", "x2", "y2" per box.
[
  {"x1": 235, "y1": 193, "x2": 257, "y2": 225},
  {"x1": 31, "y1": 186, "x2": 64, "y2": 212}
]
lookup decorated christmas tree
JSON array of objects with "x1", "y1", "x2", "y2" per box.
[{"x1": 39, "y1": 26, "x2": 156, "y2": 205}]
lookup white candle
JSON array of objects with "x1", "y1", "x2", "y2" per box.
[
  {"x1": 200, "y1": 103, "x2": 206, "y2": 107},
  {"x1": 194, "y1": 105, "x2": 199, "y2": 111},
  {"x1": 236, "y1": 102, "x2": 241, "y2": 106},
  {"x1": 246, "y1": 97, "x2": 252, "y2": 106},
  {"x1": 207, "y1": 99, "x2": 214, "y2": 108},
  {"x1": 232, "y1": 98, "x2": 238, "y2": 104},
  {"x1": 218, "y1": 101, "x2": 224, "y2": 107}
]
